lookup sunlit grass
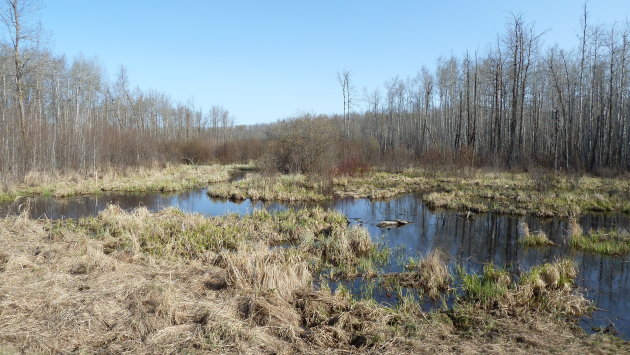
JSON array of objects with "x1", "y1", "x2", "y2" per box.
[
  {"x1": 1, "y1": 208, "x2": 624, "y2": 354},
  {"x1": 208, "y1": 169, "x2": 630, "y2": 217},
  {"x1": 2, "y1": 164, "x2": 239, "y2": 200},
  {"x1": 570, "y1": 229, "x2": 630, "y2": 255},
  {"x1": 520, "y1": 231, "x2": 555, "y2": 247}
]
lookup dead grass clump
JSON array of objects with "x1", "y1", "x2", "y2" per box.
[
  {"x1": 239, "y1": 293, "x2": 302, "y2": 340},
  {"x1": 0, "y1": 251, "x2": 8, "y2": 272},
  {"x1": 81, "y1": 205, "x2": 245, "y2": 259},
  {"x1": 345, "y1": 226, "x2": 373, "y2": 256},
  {"x1": 268, "y1": 207, "x2": 349, "y2": 244},
  {"x1": 519, "y1": 260, "x2": 590, "y2": 317},
  {"x1": 209, "y1": 173, "x2": 329, "y2": 201},
  {"x1": 568, "y1": 218, "x2": 584, "y2": 237},
  {"x1": 217, "y1": 243, "x2": 312, "y2": 300},
  {"x1": 307, "y1": 226, "x2": 383, "y2": 274},
  {"x1": 295, "y1": 289, "x2": 403, "y2": 349},
  {"x1": 518, "y1": 221, "x2": 530, "y2": 238},
  {"x1": 400, "y1": 249, "x2": 451, "y2": 298}
]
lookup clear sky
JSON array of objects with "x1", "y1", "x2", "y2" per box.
[{"x1": 39, "y1": 0, "x2": 629, "y2": 125}]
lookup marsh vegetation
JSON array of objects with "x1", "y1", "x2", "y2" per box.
[
  {"x1": 569, "y1": 228, "x2": 630, "y2": 255},
  {"x1": 1, "y1": 0, "x2": 630, "y2": 353},
  {"x1": 1, "y1": 206, "x2": 627, "y2": 354},
  {"x1": 0, "y1": 164, "x2": 241, "y2": 203},
  {"x1": 208, "y1": 169, "x2": 630, "y2": 217}
]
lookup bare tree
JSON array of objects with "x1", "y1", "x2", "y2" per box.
[
  {"x1": 0, "y1": 0, "x2": 40, "y2": 170},
  {"x1": 337, "y1": 70, "x2": 353, "y2": 139}
]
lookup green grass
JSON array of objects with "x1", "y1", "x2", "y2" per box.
[
  {"x1": 459, "y1": 264, "x2": 511, "y2": 305},
  {"x1": 570, "y1": 229, "x2": 630, "y2": 255},
  {"x1": 454, "y1": 259, "x2": 591, "y2": 329},
  {"x1": 520, "y1": 231, "x2": 556, "y2": 247}
]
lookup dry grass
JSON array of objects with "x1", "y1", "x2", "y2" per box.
[
  {"x1": 74, "y1": 204, "x2": 351, "y2": 259},
  {"x1": 208, "y1": 173, "x2": 329, "y2": 201},
  {"x1": 568, "y1": 218, "x2": 584, "y2": 238},
  {"x1": 207, "y1": 169, "x2": 630, "y2": 217},
  {"x1": 1, "y1": 164, "x2": 239, "y2": 202},
  {"x1": 423, "y1": 178, "x2": 630, "y2": 218},
  {"x1": 0, "y1": 209, "x2": 628, "y2": 354},
  {"x1": 216, "y1": 243, "x2": 312, "y2": 300},
  {"x1": 395, "y1": 249, "x2": 452, "y2": 298},
  {"x1": 0, "y1": 214, "x2": 287, "y2": 354}
]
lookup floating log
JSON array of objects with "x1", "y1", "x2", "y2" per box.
[{"x1": 377, "y1": 220, "x2": 411, "y2": 228}]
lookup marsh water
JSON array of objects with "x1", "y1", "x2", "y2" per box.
[{"x1": 2, "y1": 187, "x2": 629, "y2": 339}]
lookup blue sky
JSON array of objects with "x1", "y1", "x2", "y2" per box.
[{"x1": 39, "y1": 1, "x2": 629, "y2": 125}]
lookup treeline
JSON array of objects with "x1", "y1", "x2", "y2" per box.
[
  {"x1": 345, "y1": 11, "x2": 629, "y2": 172},
  {"x1": 0, "y1": 0, "x2": 235, "y2": 185},
  {"x1": 3, "y1": 0, "x2": 629, "y2": 185},
  {"x1": 261, "y1": 10, "x2": 630, "y2": 175}
]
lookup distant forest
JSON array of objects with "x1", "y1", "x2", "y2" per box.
[{"x1": 1, "y1": 1, "x2": 629, "y2": 183}]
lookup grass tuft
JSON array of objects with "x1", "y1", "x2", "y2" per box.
[
  {"x1": 398, "y1": 250, "x2": 452, "y2": 299},
  {"x1": 520, "y1": 230, "x2": 556, "y2": 247}
]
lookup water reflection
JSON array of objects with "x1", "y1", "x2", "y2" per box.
[{"x1": 1, "y1": 190, "x2": 629, "y2": 338}]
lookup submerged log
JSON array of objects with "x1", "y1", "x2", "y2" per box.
[{"x1": 377, "y1": 220, "x2": 411, "y2": 228}]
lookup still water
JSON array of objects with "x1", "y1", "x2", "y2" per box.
[{"x1": 1, "y1": 188, "x2": 629, "y2": 338}]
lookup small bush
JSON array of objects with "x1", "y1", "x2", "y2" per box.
[{"x1": 178, "y1": 138, "x2": 214, "y2": 164}]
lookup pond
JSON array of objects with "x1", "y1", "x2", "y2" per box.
[{"x1": 1, "y1": 187, "x2": 629, "y2": 339}]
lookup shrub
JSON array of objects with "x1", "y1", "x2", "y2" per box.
[
  {"x1": 260, "y1": 115, "x2": 342, "y2": 176},
  {"x1": 178, "y1": 138, "x2": 214, "y2": 164}
]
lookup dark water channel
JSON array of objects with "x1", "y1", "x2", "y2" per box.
[{"x1": 1, "y1": 188, "x2": 629, "y2": 339}]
